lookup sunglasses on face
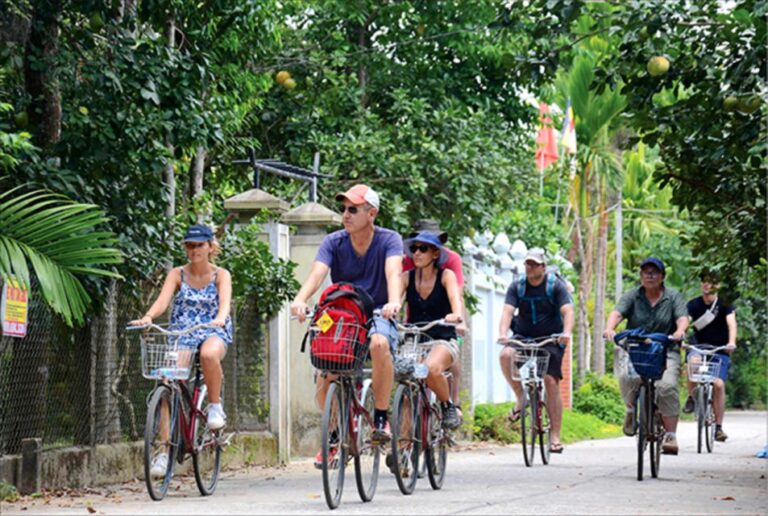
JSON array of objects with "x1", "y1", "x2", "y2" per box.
[
  {"x1": 184, "y1": 242, "x2": 207, "y2": 249},
  {"x1": 339, "y1": 205, "x2": 363, "y2": 215},
  {"x1": 641, "y1": 270, "x2": 661, "y2": 277},
  {"x1": 410, "y1": 244, "x2": 436, "y2": 254}
]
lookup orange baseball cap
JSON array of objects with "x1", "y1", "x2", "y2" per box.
[{"x1": 335, "y1": 184, "x2": 380, "y2": 209}]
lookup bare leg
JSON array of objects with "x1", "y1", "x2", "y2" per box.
[
  {"x1": 199, "y1": 338, "x2": 227, "y2": 403},
  {"x1": 499, "y1": 346, "x2": 524, "y2": 403},
  {"x1": 449, "y1": 360, "x2": 461, "y2": 405},
  {"x1": 370, "y1": 334, "x2": 393, "y2": 411},
  {"x1": 425, "y1": 346, "x2": 454, "y2": 402},
  {"x1": 713, "y1": 379, "x2": 726, "y2": 425},
  {"x1": 544, "y1": 375, "x2": 563, "y2": 445}
]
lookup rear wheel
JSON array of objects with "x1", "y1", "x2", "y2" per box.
[
  {"x1": 144, "y1": 386, "x2": 177, "y2": 501},
  {"x1": 636, "y1": 385, "x2": 647, "y2": 481},
  {"x1": 193, "y1": 385, "x2": 222, "y2": 496},
  {"x1": 520, "y1": 386, "x2": 536, "y2": 467},
  {"x1": 425, "y1": 398, "x2": 447, "y2": 490},
  {"x1": 321, "y1": 382, "x2": 346, "y2": 510},
  {"x1": 354, "y1": 380, "x2": 379, "y2": 502},
  {"x1": 539, "y1": 387, "x2": 551, "y2": 465},
  {"x1": 705, "y1": 385, "x2": 715, "y2": 453},
  {"x1": 391, "y1": 384, "x2": 419, "y2": 495}
]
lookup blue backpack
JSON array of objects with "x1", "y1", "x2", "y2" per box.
[{"x1": 516, "y1": 272, "x2": 559, "y2": 326}]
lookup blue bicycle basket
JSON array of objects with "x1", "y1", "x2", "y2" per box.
[{"x1": 628, "y1": 340, "x2": 667, "y2": 380}]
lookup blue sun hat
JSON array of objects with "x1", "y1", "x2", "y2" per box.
[{"x1": 404, "y1": 231, "x2": 448, "y2": 266}]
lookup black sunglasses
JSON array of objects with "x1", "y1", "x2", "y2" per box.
[
  {"x1": 410, "y1": 244, "x2": 435, "y2": 254},
  {"x1": 339, "y1": 205, "x2": 361, "y2": 214}
]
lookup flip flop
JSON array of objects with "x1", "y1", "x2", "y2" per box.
[
  {"x1": 507, "y1": 408, "x2": 522, "y2": 423},
  {"x1": 550, "y1": 443, "x2": 564, "y2": 453}
]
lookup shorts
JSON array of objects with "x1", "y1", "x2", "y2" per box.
[
  {"x1": 429, "y1": 339, "x2": 459, "y2": 364},
  {"x1": 543, "y1": 343, "x2": 565, "y2": 380},
  {"x1": 686, "y1": 352, "x2": 730, "y2": 382},
  {"x1": 368, "y1": 315, "x2": 399, "y2": 355}
]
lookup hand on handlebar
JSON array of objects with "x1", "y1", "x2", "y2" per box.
[
  {"x1": 381, "y1": 302, "x2": 401, "y2": 319},
  {"x1": 670, "y1": 330, "x2": 686, "y2": 342},
  {"x1": 603, "y1": 329, "x2": 617, "y2": 342},
  {"x1": 128, "y1": 315, "x2": 152, "y2": 327},
  {"x1": 290, "y1": 300, "x2": 310, "y2": 323},
  {"x1": 725, "y1": 343, "x2": 737, "y2": 353}
]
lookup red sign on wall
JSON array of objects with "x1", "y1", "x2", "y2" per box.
[{"x1": 2, "y1": 278, "x2": 28, "y2": 338}]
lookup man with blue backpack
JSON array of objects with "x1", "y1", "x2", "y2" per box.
[{"x1": 497, "y1": 248, "x2": 574, "y2": 453}]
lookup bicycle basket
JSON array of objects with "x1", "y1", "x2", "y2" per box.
[
  {"x1": 687, "y1": 354, "x2": 722, "y2": 383},
  {"x1": 309, "y1": 321, "x2": 369, "y2": 374},
  {"x1": 626, "y1": 340, "x2": 666, "y2": 380},
  {"x1": 139, "y1": 332, "x2": 194, "y2": 381},
  {"x1": 394, "y1": 333, "x2": 433, "y2": 380},
  {"x1": 510, "y1": 348, "x2": 550, "y2": 382}
]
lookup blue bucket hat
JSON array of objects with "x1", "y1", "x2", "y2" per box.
[
  {"x1": 183, "y1": 224, "x2": 214, "y2": 243},
  {"x1": 404, "y1": 231, "x2": 448, "y2": 266},
  {"x1": 640, "y1": 256, "x2": 665, "y2": 276}
]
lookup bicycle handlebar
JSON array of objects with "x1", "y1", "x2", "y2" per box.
[
  {"x1": 497, "y1": 335, "x2": 560, "y2": 348},
  {"x1": 126, "y1": 322, "x2": 215, "y2": 335},
  {"x1": 682, "y1": 343, "x2": 730, "y2": 355}
]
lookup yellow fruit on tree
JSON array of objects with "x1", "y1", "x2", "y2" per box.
[
  {"x1": 737, "y1": 95, "x2": 760, "y2": 114},
  {"x1": 283, "y1": 78, "x2": 297, "y2": 90},
  {"x1": 14, "y1": 111, "x2": 28, "y2": 129},
  {"x1": 723, "y1": 96, "x2": 739, "y2": 112},
  {"x1": 275, "y1": 70, "x2": 291, "y2": 85},
  {"x1": 647, "y1": 56, "x2": 670, "y2": 77}
]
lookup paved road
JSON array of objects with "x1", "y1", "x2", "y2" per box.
[{"x1": 3, "y1": 411, "x2": 766, "y2": 515}]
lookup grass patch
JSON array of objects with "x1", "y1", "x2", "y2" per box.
[{"x1": 472, "y1": 402, "x2": 621, "y2": 444}]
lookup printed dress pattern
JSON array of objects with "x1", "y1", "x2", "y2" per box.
[{"x1": 170, "y1": 268, "x2": 233, "y2": 348}]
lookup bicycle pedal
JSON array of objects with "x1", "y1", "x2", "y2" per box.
[{"x1": 216, "y1": 432, "x2": 234, "y2": 447}]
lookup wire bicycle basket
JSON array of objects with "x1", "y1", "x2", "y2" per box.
[
  {"x1": 510, "y1": 348, "x2": 550, "y2": 382},
  {"x1": 687, "y1": 354, "x2": 722, "y2": 383},
  {"x1": 308, "y1": 321, "x2": 370, "y2": 374}
]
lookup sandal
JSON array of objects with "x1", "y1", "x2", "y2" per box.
[
  {"x1": 550, "y1": 443, "x2": 564, "y2": 453},
  {"x1": 507, "y1": 408, "x2": 522, "y2": 423}
]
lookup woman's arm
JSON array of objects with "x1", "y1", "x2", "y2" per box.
[
  {"x1": 213, "y1": 268, "x2": 233, "y2": 326},
  {"x1": 130, "y1": 268, "x2": 181, "y2": 325},
  {"x1": 442, "y1": 269, "x2": 462, "y2": 322},
  {"x1": 399, "y1": 270, "x2": 409, "y2": 305}
]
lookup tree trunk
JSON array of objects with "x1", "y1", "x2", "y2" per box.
[
  {"x1": 93, "y1": 279, "x2": 121, "y2": 443},
  {"x1": 24, "y1": 0, "x2": 62, "y2": 151},
  {"x1": 592, "y1": 183, "x2": 609, "y2": 375},
  {"x1": 191, "y1": 145, "x2": 207, "y2": 200},
  {"x1": 613, "y1": 192, "x2": 624, "y2": 375},
  {"x1": 164, "y1": 16, "x2": 176, "y2": 221}
]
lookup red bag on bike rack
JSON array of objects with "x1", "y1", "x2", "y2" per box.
[{"x1": 301, "y1": 282, "x2": 374, "y2": 371}]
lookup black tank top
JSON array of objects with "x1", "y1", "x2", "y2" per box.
[{"x1": 406, "y1": 268, "x2": 456, "y2": 340}]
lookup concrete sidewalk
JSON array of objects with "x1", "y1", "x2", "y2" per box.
[{"x1": 2, "y1": 411, "x2": 765, "y2": 515}]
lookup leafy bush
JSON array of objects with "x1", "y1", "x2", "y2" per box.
[
  {"x1": 471, "y1": 402, "x2": 622, "y2": 444},
  {"x1": 573, "y1": 372, "x2": 625, "y2": 425}
]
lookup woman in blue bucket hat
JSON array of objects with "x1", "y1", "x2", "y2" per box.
[{"x1": 398, "y1": 231, "x2": 465, "y2": 430}]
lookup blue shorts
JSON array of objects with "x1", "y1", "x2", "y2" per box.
[
  {"x1": 368, "y1": 315, "x2": 399, "y2": 355},
  {"x1": 687, "y1": 352, "x2": 730, "y2": 381}
]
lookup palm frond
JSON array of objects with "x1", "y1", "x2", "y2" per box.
[{"x1": 0, "y1": 181, "x2": 123, "y2": 326}]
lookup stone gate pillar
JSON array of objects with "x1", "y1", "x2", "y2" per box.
[{"x1": 282, "y1": 202, "x2": 341, "y2": 456}]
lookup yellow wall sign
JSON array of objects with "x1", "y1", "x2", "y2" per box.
[{"x1": 2, "y1": 277, "x2": 28, "y2": 338}]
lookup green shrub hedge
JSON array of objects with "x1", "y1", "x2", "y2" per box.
[{"x1": 573, "y1": 372, "x2": 625, "y2": 425}]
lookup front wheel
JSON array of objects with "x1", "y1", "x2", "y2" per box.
[
  {"x1": 520, "y1": 387, "x2": 536, "y2": 467},
  {"x1": 193, "y1": 384, "x2": 222, "y2": 496},
  {"x1": 354, "y1": 380, "x2": 379, "y2": 502},
  {"x1": 144, "y1": 386, "x2": 177, "y2": 501},
  {"x1": 705, "y1": 384, "x2": 715, "y2": 453},
  {"x1": 650, "y1": 408, "x2": 663, "y2": 479},
  {"x1": 636, "y1": 385, "x2": 647, "y2": 482},
  {"x1": 696, "y1": 386, "x2": 705, "y2": 454},
  {"x1": 391, "y1": 384, "x2": 419, "y2": 495},
  {"x1": 539, "y1": 387, "x2": 551, "y2": 465},
  {"x1": 425, "y1": 398, "x2": 447, "y2": 490},
  {"x1": 321, "y1": 381, "x2": 347, "y2": 510}
]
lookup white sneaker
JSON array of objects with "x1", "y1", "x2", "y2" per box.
[
  {"x1": 207, "y1": 403, "x2": 226, "y2": 430},
  {"x1": 150, "y1": 452, "x2": 168, "y2": 478}
]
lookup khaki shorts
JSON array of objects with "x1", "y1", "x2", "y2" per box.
[{"x1": 429, "y1": 339, "x2": 459, "y2": 364}]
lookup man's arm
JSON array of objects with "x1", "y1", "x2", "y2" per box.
[
  {"x1": 559, "y1": 303, "x2": 574, "y2": 345},
  {"x1": 381, "y1": 254, "x2": 403, "y2": 319},
  {"x1": 672, "y1": 315, "x2": 689, "y2": 341},
  {"x1": 290, "y1": 261, "x2": 330, "y2": 322},
  {"x1": 725, "y1": 312, "x2": 737, "y2": 351},
  {"x1": 603, "y1": 310, "x2": 624, "y2": 341},
  {"x1": 498, "y1": 304, "x2": 515, "y2": 342}
]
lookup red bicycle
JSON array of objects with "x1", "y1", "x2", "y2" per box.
[{"x1": 128, "y1": 323, "x2": 230, "y2": 501}]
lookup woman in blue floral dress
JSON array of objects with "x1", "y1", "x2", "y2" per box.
[{"x1": 131, "y1": 224, "x2": 232, "y2": 475}]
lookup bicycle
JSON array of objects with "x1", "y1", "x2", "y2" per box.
[
  {"x1": 127, "y1": 323, "x2": 230, "y2": 501},
  {"x1": 300, "y1": 312, "x2": 381, "y2": 510},
  {"x1": 684, "y1": 343, "x2": 728, "y2": 454},
  {"x1": 498, "y1": 335, "x2": 557, "y2": 467},
  {"x1": 613, "y1": 330, "x2": 674, "y2": 481},
  {"x1": 390, "y1": 318, "x2": 456, "y2": 494}
]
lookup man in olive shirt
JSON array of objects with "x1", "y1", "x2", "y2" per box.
[{"x1": 603, "y1": 257, "x2": 688, "y2": 455}]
